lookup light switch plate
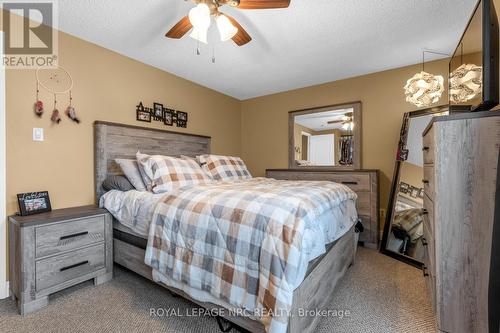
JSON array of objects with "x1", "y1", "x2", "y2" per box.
[{"x1": 33, "y1": 128, "x2": 44, "y2": 141}]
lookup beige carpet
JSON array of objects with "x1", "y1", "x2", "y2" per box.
[{"x1": 0, "y1": 247, "x2": 436, "y2": 333}]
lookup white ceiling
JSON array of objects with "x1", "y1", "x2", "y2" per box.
[
  {"x1": 54, "y1": 0, "x2": 478, "y2": 100},
  {"x1": 295, "y1": 108, "x2": 352, "y2": 131}
]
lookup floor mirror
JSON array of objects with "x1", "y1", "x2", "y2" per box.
[{"x1": 380, "y1": 106, "x2": 448, "y2": 267}]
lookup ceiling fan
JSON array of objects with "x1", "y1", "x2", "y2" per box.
[
  {"x1": 165, "y1": 0, "x2": 291, "y2": 46},
  {"x1": 327, "y1": 112, "x2": 354, "y2": 130}
]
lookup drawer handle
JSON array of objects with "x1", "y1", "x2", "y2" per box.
[
  {"x1": 422, "y1": 179, "x2": 429, "y2": 184},
  {"x1": 60, "y1": 231, "x2": 89, "y2": 241},
  {"x1": 422, "y1": 266, "x2": 429, "y2": 277},
  {"x1": 341, "y1": 181, "x2": 358, "y2": 185},
  {"x1": 422, "y1": 146, "x2": 430, "y2": 152},
  {"x1": 60, "y1": 260, "x2": 89, "y2": 272},
  {"x1": 421, "y1": 237, "x2": 428, "y2": 246}
]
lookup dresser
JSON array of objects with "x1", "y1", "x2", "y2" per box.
[
  {"x1": 422, "y1": 111, "x2": 500, "y2": 332},
  {"x1": 266, "y1": 169, "x2": 380, "y2": 248},
  {"x1": 9, "y1": 205, "x2": 113, "y2": 315}
]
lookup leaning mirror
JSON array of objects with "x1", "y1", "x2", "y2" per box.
[
  {"x1": 289, "y1": 102, "x2": 361, "y2": 169},
  {"x1": 380, "y1": 106, "x2": 448, "y2": 267}
]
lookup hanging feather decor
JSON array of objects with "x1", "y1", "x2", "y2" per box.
[
  {"x1": 51, "y1": 94, "x2": 61, "y2": 124},
  {"x1": 65, "y1": 91, "x2": 80, "y2": 123},
  {"x1": 34, "y1": 81, "x2": 44, "y2": 117}
]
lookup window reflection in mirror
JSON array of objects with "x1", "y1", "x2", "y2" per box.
[{"x1": 293, "y1": 108, "x2": 355, "y2": 167}]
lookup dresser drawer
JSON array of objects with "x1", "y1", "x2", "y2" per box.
[
  {"x1": 423, "y1": 194, "x2": 434, "y2": 235},
  {"x1": 424, "y1": 269, "x2": 436, "y2": 312},
  {"x1": 422, "y1": 221, "x2": 435, "y2": 277},
  {"x1": 35, "y1": 216, "x2": 105, "y2": 258},
  {"x1": 267, "y1": 171, "x2": 371, "y2": 192},
  {"x1": 423, "y1": 165, "x2": 435, "y2": 199},
  {"x1": 35, "y1": 244, "x2": 105, "y2": 291},
  {"x1": 356, "y1": 192, "x2": 371, "y2": 216},
  {"x1": 423, "y1": 129, "x2": 435, "y2": 165}
]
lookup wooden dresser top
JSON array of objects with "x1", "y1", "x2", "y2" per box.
[{"x1": 10, "y1": 205, "x2": 108, "y2": 227}]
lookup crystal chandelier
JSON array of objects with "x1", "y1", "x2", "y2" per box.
[{"x1": 449, "y1": 63, "x2": 482, "y2": 103}]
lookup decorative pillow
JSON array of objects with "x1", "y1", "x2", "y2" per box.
[
  {"x1": 197, "y1": 154, "x2": 252, "y2": 181},
  {"x1": 115, "y1": 158, "x2": 147, "y2": 191},
  {"x1": 137, "y1": 152, "x2": 211, "y2": 193},
  {"x1": 136, "y1": 152, "x2": 154, "y2": 191},
  {"x1": 102, "y1": 175, "x2": 135, "y2": 192}
]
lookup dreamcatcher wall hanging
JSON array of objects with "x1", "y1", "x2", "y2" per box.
[{"x1": 35, "y1": 65, "x2": 80, "y2": 124}]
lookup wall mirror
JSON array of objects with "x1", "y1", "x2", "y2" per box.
[
  {"x1": 289, "y1": 102, "x2": 361, "y2": 169},
  {"x1": 380, "y1": 106, "x2": 448, "y2": 267}
]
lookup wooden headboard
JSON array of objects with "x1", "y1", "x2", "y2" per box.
[{"x1": 94, "y1": 121, "x2": 211, "y2": 201}]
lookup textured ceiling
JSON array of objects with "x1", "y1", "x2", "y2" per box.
[{"x1": 56, "y1": 0, "x2": 478, "y2": 100}]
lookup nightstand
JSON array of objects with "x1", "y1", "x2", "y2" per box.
[{"x1": 9, "y1": 205, "x2": 113, "y2": 315}]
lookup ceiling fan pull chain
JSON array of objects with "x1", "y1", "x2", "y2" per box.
[
  {"x1": 196, "y1": 39, "x2": 201, "y2": 56},
  {"x1": 212, "y1": 45, "x2": 216, "y2": 64}
]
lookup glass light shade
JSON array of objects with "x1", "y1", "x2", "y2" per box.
[
  {"x1": 403, "y1": 71, "x2": 444, "y2": 108},
  {"x1": 188, "y1": 3, "x2": 211, "y2": 44},
  {"x1": 342, "y1": 123, "x2": 350, "y2": 131},
  {"x1": 216, "y1": 14, "x2": 238, "y2": 41},
  {"x1": 449, "y1": 64, "x2": 482, "y2": 103}
]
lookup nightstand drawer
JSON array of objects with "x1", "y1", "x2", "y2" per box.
[
  {"x1": 36, "y1": 244, "x2": 105, "y2": 291},
  {"x1": 35, "y1": 216, "x2": 105, "y2": 258}
]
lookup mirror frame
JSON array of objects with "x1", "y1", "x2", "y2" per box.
[
  {"x1": 288, "y1": 101, "x2": 362, "y2": 170},
  {"x1": 380, "y1": 105, "x2": 449, "y2": 268}
]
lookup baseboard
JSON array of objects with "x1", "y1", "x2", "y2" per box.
[{"x1": 0, "y1": 281, "x2": 10, "y2": 299}]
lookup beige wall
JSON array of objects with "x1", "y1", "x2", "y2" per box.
[
  {"x1": 241, "y1": 58, "x2": 449, "y2": 229},
  {"x1": 293, "y1": 123, "x2": 314, "y2": 160},
  {"x1": 5, "y1": 31, "x2": 241, "y2": 214}
]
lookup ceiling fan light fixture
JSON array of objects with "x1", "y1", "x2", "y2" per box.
[
  {"x1": 189, "y1": 27, "x2": 209, "y2": 44},
  {"x1": 216, "y1": 14, "x2": 238, "y2": 41},
  {"x1": 188, "y1": 3, "x2": 211, "y2": 44}
]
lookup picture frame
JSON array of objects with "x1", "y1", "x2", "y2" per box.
[
  {"x1": 136, "y1": 109, "x2": 151, "y2": 122},
  {"x1": 17, "y1": 191, "x2": 52, "y2": 216},
  {"x1": 176, "y1": 111, "x2": 188, "y2": 128},
  {"x1": 153, "y1": 103, "x2": 164, "y2": 120},
  {"x1": 163, "y1": 109, "x2": 174, "y2": 126},
  {"x1": 410, "y1": 186, "x2": 420, "y2": 198}
]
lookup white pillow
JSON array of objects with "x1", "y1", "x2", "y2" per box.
[{"x1": 115, "y1": 159, "x2": 147, "y2": 191}]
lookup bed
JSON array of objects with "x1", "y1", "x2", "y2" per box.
[{"x1": 94, "y1": 121, "x2": 359, "y2": 333}]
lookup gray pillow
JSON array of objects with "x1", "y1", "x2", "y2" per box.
[
  {"x1": 115, "y1": 158, "x2": 147, "y2": 191},
  {"x1": 102, "y1": 175, "x2": 134, "y2": 192}
]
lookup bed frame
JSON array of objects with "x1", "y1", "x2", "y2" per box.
[{"x1": 94, "y1": 121, "x2": 358, "y2": 333}]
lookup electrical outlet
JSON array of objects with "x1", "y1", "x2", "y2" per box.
[{"x1": 33, "y1": 128, "x2": 44, "y2": 141}]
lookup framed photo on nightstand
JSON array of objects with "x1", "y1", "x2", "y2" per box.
[{"x1": 17, "y1": 191, "x2": 52, "y2": 216}]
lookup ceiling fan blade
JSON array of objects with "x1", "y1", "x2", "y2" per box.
[
  {"x1": 226, "y1": 15, "x2": 252, "y2": 46},
  {"x1": 165, "y1": 16, "x2": 192, "y2": 39},
  {"x1": 236, "y1": 0, "x2": 290, "y2": 9}
]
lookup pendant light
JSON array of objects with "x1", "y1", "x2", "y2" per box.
[
  {"x1": 449, "y1": 44, "x2": 483, "y2": 103},
  {"x1": 404, "y1": 51, "x2": 446, "y2": 108}
]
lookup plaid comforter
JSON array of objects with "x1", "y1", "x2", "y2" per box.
[{"x1": 144, "y1": 178, "x2": 357, "y2": 333}]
